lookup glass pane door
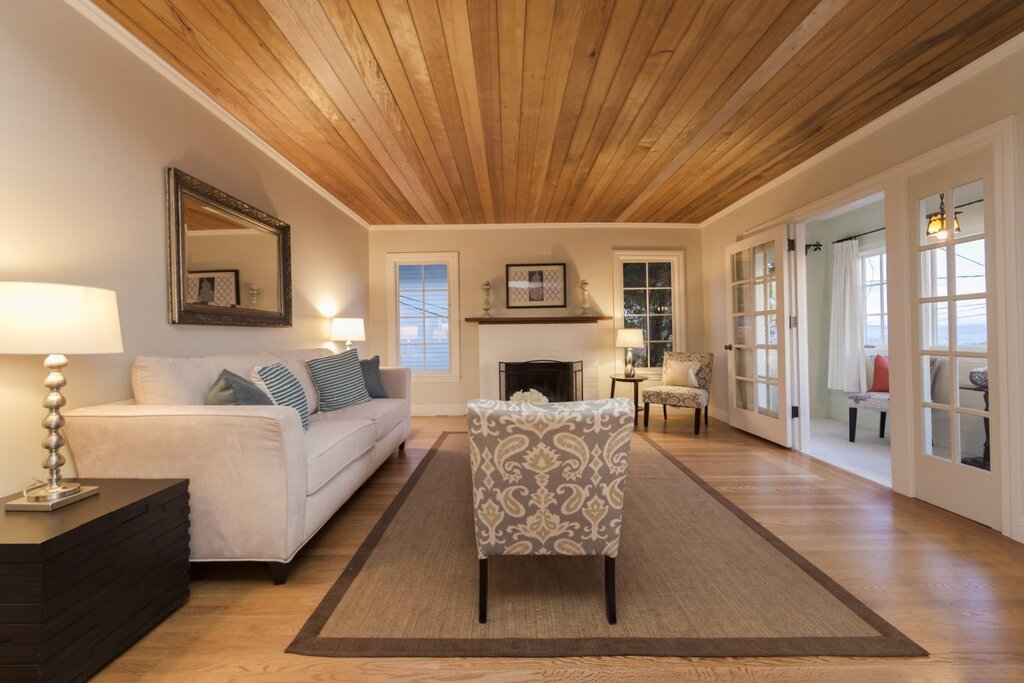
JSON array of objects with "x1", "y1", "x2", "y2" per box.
[
  {"x1": 917, "y1": 181, "x2": 990, "y2": 471},
  {"x1": 725, "y1": 226, "x2": 791, "y2": 446},
  {"x1": 909, "y1": 145, "x2": 1000, "y2": 530},
  {"x1": 732, "y1": 242, "x2": 779, "y2": 416}
]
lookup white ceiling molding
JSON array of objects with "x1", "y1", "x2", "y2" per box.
[{"x1": 64, "y1": 0, "x2": 370, "y2": 230}]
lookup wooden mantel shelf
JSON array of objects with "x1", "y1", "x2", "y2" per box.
[{"x1": 465, "y1": 316, "x2": 611, "y2": 325}]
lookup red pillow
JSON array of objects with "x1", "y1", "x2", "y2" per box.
[{"x1": 868, "y1": 355, "x2": 889, "y2": 393}]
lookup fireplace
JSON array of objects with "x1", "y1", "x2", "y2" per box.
[{"x1": 499, "y1": 360, "x2": 583, "y2": 403}]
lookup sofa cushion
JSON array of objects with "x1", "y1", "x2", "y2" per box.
[
  {"x1": 133, "y1": 352, "x2": 280, "y2": 405},
  {"x1": 252, "y1": 363, "x2": 310, "y2": 429},
  {"x1": 359, "y1": 355, "x2": 389, "y2": 398},
  {"x1": 269, "y1": 348, "x2": 332, "y2": 414},
  {"x1": 313, "y1": 398, "x2": 409, "y2": 440},
  {"x1": 205, "y1": 369, "x2": 273, "y2": 406},
  {"x1": 307, "y1": 349, "x2": 371, "y2": 411},
  {"x1": 303, "y1": 419, "x2": 376, "y2": 494}
]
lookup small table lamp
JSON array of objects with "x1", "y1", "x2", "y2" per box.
[
  {"x1": 330, "y1": 317, "x2": 365, "y2": 351},
  {"x1": 0, "y1": 282, "x2": 123, "y2": 511},
  {"x1": 615, "y1": 328, "x2": 645, "y2": 378}
]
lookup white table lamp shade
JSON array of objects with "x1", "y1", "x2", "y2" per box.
[
  {"x1": 0, "y1": 282, "x2": 123, "y2": 355},
  {"x1": 615, "y1": 328, "x2": 644, "y2": 349},
  {"x1": 330, "y1": 317, "x2": 365, "y2": 342}
]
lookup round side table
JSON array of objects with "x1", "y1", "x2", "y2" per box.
[{"x1": 609, "y1": 375, "x2": 646, "y2": 427}]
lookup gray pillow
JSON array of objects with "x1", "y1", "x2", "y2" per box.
[
  {"x1": 359, "y1": 355, "x2": 388, "y2": 399},
  {"x1": 206, "y1": 369, "x2": 273, "y2": 406}
]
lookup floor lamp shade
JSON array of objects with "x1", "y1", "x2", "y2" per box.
[{"x1": 0, "y1": 282, "x2": 123, "y2": 355}]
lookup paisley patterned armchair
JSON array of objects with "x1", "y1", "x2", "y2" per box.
[
  {"x1": 642, "y1": 351, "x2": 714, "y2": 434},
  {"x1": 466, "y1": 398, "x2": 635, "y2": 624}
]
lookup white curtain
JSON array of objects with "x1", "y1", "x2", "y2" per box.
[{"x1": 828, "y1": 241, "x2": 866, "y2": 392}]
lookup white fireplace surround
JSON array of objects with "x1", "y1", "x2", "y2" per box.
[{"x1": 478, "y1": 323, "x2": 600, "y2": 401}]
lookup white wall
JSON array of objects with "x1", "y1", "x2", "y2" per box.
[
  {"x1": 367, "y1": 226, "x2": 703, "y2": 411},
  {"x1": 0, "y1": 1, "x2": 368, "y2": 492}
]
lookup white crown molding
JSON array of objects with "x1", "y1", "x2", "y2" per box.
[
  {"x1": 64, "y1": 0, "x2": 370, "y2": 230},
  {"x1": 368, "y1": 221, "x2": 701, "y2": 232},
  {"x1": 701, "y1": 30, "x2": 1024, "y2": 229}
]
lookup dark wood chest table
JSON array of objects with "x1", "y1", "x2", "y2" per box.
[{"x1": 0, "y1": 479, "x2": 189, "y2": 682}]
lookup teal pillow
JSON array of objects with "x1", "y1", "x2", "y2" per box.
[
  {"x1": 252, "y1": 363, "x2": 309, "y2": 429},
  {"x1": 359, "y1": 355, "x2": 388, "y2": 399},
  {"x1": 307, "y1": 349, "x2": 371, "y2": 412},
  {"x1": 206, "y1": 369, "x2": 273, "y2": 406}
]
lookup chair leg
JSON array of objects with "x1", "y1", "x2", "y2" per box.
[
  {"x1": 643, "y1": 402, "x2": 650, "y2": 429},
  {"x1": 849, "y1": 407, "x2": 858, "y2": 442},
  {"x1": 879, "y1": 411, "x2": 887, "y2": 439},
  {"x1": 663, "y1": 404, "x2": 668, "y2": 420},
  {"x1": 605, "y1": 556, "x2": 617, "y2": 625},
  {"x1": 694, "y1": 407, "x2": 702, "y2": 435},
  {"x1": 705, "y1": 405, "x2": 709, "y2": 427},
  {"x1": 478, "y1": 558, "x2": 488, "y2": 624}
]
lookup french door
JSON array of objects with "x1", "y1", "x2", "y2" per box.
[
  {"x1": 725, "y1": 226, "x2": 793, "y2": 446},
  {"x1": 908, "y1": 148, "x2": 1000, "y2": 529}
]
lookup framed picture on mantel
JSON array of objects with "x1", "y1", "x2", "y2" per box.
[{"x1": 506, "y1": 263, "x2": 566, "y2": 309}]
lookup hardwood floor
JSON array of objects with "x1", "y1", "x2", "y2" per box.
[{"x1": 98, "y1": 416, "x2": 1024, "y2": 681}]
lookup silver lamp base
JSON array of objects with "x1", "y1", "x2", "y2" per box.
[{"x1": 6, "y1": 484, "x2": 99, "y2": 511}]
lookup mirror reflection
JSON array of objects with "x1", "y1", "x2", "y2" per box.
[{"x1": 183, "y1": 194, "x2": 281, "y2": 312}]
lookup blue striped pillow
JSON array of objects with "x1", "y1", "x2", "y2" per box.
[
  {"x1": 306, "y1": 349, "x2": 371, "y2": 412},
  {"x1": 251, "y1": 363, "x2": 309, "y2": 429}
]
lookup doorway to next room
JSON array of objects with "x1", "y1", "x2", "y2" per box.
[{"x1": 801, "y1": 195, "x2": 892, "y2": 487}]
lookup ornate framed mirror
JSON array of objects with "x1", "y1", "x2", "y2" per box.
[{"x1": 166, "y1": 168, "x2": 292, "y2": 327}]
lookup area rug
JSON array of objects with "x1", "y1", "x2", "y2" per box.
[{"x1": 288, "y1": 432, "x2": 925, "y2": 658}]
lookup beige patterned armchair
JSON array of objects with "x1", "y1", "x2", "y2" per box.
[
  {"x1": 642, "y1": 351, "x2": 714, "y2": 434},
  {"x1": 467, "y1": 398, "x2": 635, "y2": 624}
]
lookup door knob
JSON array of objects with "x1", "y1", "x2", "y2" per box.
[{"x1": 724, "y1": 344, "x2": 733, "y2": 351}]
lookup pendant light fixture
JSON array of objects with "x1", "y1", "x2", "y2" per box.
[{"x1": 925, "y1": 192, "x2": 961, "y2": 240}]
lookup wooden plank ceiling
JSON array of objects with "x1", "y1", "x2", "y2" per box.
[{"x1": 96, "y1": 0, "x2": 1024, "y2": 225}]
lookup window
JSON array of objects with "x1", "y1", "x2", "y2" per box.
[
  {"x1": 612, "y1": 251, "x2": 685, "y2": 374},
  {"x1": 386, "y1": 252, "x2": 460, "y2": 381},
  {"x1": 860, "y1": 250, "x2": 888, "y2": 349}
]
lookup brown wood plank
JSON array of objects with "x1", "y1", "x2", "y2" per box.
[
  {"x1": 663, "y1": 0, "x2": 1024, "y2": 221},
  {"x1": 93, "y1": 0, "x2": 1024, "y2": 224},
  {"x1": 343, "y1": 0, "x2": 473, "y2": 223}
]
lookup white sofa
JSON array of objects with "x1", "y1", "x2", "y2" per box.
[{"x1": 64, "y1": 348, "x2": 410, "y2": 583}]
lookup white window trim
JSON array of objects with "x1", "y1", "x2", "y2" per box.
[
  {"x1": 385, "y1": 251, "x2": 461, "y2": 383},
  {"x1": 860, "y1": 249, "x2": 889, "y2": 354},
  {"x1": 612, "y1": 250, "x2": 686, "y2": 379}
]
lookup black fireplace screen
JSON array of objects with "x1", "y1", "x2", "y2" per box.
[{"x1": 499, "y1": 360, "x2": 583, "y2": 402}]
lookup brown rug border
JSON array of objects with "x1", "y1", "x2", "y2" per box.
[{"x1": 287, "y1": 431, "x2": 927, "y2": 658}]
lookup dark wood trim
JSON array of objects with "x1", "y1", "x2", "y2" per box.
[{"x1": 465, "y1": 316, "x2": 610, "y2": 324}]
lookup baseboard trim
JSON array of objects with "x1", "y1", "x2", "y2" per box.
[{"x1": 411, "y1": 404, "x2": 468, "y2": 417}]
